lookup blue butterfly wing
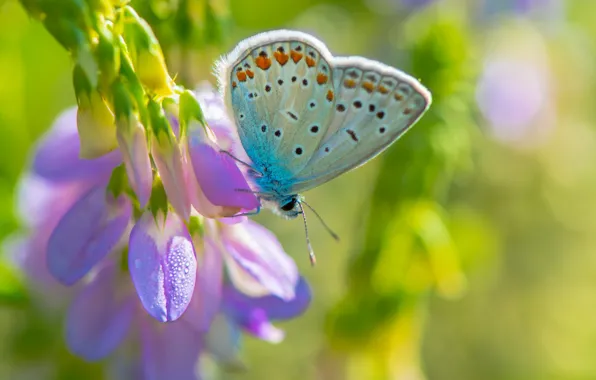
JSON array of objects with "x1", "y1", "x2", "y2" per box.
[
  {"x1": 289, "y1": 57, "x2": 431, "y2": 193},
  {"x1": 217, "y1": 31, "x2": 337, "y2": 189}
]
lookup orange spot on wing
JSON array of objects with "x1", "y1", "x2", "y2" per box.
[
  {"x1": 236, "y1": 71, "x2": 247, "y2": 82},
  {"x1": 290, "y1": 50, "x2": 303, "y2": 63},
  {"x1": 255, "y1": 56, "x2": 271, "y2": 70},
  {"x1": 344, "y1": 79, "x2": 356, "y2": 88},
  {"x1": 394, "y1": 93, "x2": 404, "y2": 101},
  {"x1": 232, "y1": 81, "x2": 237, "y2": 88},
  {"x1": 378, "y1": 85, "x2": 389, "y2": 94},
  {"x1": 316, "y1": 73, "x2": 328, "y2": 85},
  {"x1": 362, "y1": 81, "x2": 375, "y2": 93},
  {"x1": 273, "y1": 51, "x2": 289, "y2": 66},
  {"x1": 404, "y1": 108, "x2": 412, "y2": 115},
  {"x1": 305, "y1": 56, "x2": 316, "y2": 67},
  {"x1": 326, "y1": 90, "x2": 334, "y2": 102},
  {"x1": 246, "y1": 69, "x2": 254, "y2": 79}
]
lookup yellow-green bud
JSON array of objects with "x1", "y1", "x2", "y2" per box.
[
  {"x1": 73, "y1": 65, "x2": 117, "y2": 159},
  {"x1": 122, "y1": 6, "x2": 174, "y2": 96}
]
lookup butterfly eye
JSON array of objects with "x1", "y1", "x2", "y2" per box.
[{"x1": 281, "y1": 199, "x2": 297, "y2": 211}]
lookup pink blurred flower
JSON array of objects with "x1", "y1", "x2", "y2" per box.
[{"x1": 476, "y1": 57, "x2": 553, "y2": 145}]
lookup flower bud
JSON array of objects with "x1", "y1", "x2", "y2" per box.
[
  {"x1": 148, "y1": 100, "x2": 191, "y2": 220},
  {"x1": 112, "y1": 81, "x2": 153, "y2": 207},
  {"x1": 129, "y1": 210, "x2": 197, "y2": 322},
  {"x1": 95, "y1": 27, "x2": 120, "y2": 88},
  {"x1": 73, "y1": 65, "x2": 118, "y2": 159},
  {"x1": 122, "y1": 6, "x2": 173, "y2": 96}
]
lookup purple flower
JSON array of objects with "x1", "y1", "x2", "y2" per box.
[
  {"x1": 478, "y1": 0, "x2": 564, "y2": 22},
  {"x1": 6, "y1": 85, "x2": 311, "y2": 378},
  {"x1": 129, "y1": 210, "x2": 197, "y2": 322},
  {"x1": 222, "y1": 277, "x2": 311, "y2": 343},
  {"x1": 47, "y1": 185, "x2": 131, "y2": 286},
  {"x1": 476, "y1": 54, "x2": 553, "y2": 145}
]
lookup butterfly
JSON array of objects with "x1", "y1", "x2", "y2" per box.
[{"x1": 216, "y1": 30, "x2": 432, "y2": 263}]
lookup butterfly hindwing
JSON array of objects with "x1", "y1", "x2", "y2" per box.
[
  {"x1": 217, "y1": 31, "x2": 337, "y2": 182},
  {"x1": 290, "y1": 57, "x2": 431, "y2": 193}
]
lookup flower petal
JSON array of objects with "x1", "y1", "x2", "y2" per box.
[
  {"x1": 183, "y1": 229, "x2": 223, "y2": 332},
  {"x1": 140, "y1": 319, "x2": 203, "y2": 380},
  {"x1": 16, "y1": 174, "x2": 91, "y2": 229},
  {"x1": 129, "y1": 211, "x2": 197, "y2": 322},
  {"x1": 193, "y1": 83, "x2": 250, "y2": 162},
  {"x1": 187, "y1": 133, "x2": 258, "y2": 211},
  {"x1": 152, "y1": 136, "x2": 191, "y2": 221},
  {"x1": 235, "y1": 308, "x2": 284, "y2": 343},
  {"x1": 183, "y1": 145, "x2": 242, "y2": 219},
  {"x1": 33, "y1": 107, "x2": 121, "y2": 183},
  {"x1": 223, "y1": 276, "x2": 311, "y2": 321},
  {"x1": 66, "y1": 262, "x2": 135, "y2": 361},
  {"x1": 222, "y1": 220, "x2": 298, "y2": 300},
  {"x1": 221, "y1": 278, "x2": 310, "y2": 343},
  {"x1": 47, "y1": 186, "x2": 131, "y2": 286},
  {"x1": 117, "y1": 119, "x2": 153, "y2": 207}
]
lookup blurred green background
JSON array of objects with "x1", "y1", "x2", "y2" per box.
[{"x1": 2, "y1": 0, "x2": 596, "y2": 379}]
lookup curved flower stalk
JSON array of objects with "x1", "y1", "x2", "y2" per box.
[{"x1": 6, "y1": 87, "x2": 311, "y2": 378}]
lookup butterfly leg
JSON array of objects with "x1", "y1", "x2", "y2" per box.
[
  {"x1": 235, "y1": 188, "x2": 275, "y2": 197},
  {"x1": 232, "y1": 205, "x2": 261, "y2": 217},
  {"x1": 220, "y1": 150, "x2": 263, "y2": 177}
]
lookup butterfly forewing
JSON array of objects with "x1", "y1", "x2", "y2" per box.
[
  {"x1": 217, "y1": 30, "x2": 431, "y2": 197},
  {"x1": 290, "y1": 57, "x2": 431, "y2": 193},
  {"x1": 218, "y1": 31, "x2": 337, "y2": 181}
]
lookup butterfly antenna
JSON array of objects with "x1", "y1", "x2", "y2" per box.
[
  {"x1": 297, "y1": 202, "x2": 316, "y2": 266},
  {"x1": 300, "y1": 200, "x2": 340, "y2": 242}
]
